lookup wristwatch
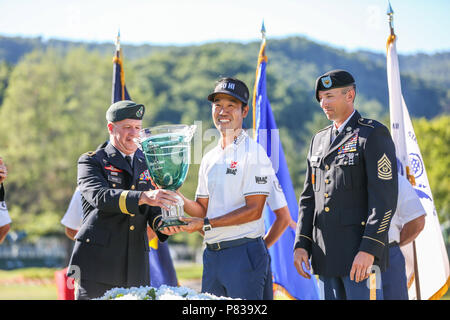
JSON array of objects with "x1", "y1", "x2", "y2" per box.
[{"x1": 203, "y1": 217, "x2": 212, "y2": 232}]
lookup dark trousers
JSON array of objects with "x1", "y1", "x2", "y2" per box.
[
  {"x1": 75, "y1": 278, "x2": 116, "y2": 300},
  {"x1": 318, "y1": 274, "x2": 383, "y2": 300},
  {"x1": 381, "y1": 244, "x2": 409, "y2": 300},
  {"x1": 201, "y1": 237, "x2": 269, "y2": 300}
]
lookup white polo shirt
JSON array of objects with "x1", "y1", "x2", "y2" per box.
[
  {"x1": 195, "y1": 130, "x2": 274, "y2": 243},
  {"x1": 388, "y1": 174, "x2": 426, "y2": 243},
  {"x1": 60, "y1": 188, "x2": 83, "y2": 230},
  {"x1": 0, "y1": 185, "x2": 11, "y2": 227},
  {"x1": 267, "y1": 175, "x2": 287, "y2": 211}
]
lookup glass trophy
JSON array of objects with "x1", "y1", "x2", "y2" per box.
[{"x1": 136, "y1": 124, "x2": 196, "y2": 231}]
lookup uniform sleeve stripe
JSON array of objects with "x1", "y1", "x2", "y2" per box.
[
  {"x1": 362, "y1": 236, "x2": 385, "y2": 246},
  {"x1": 152, "y1": 215, "x2": 162, "y2": 230},
  {"x1": 119, "y1": 191, "x2": 131, "y2": 215},
  {"x1": 299, "y1": 234, "x2": 313, "y2": 242}
]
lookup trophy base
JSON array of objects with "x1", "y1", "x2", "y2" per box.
[{"x1": 157, "y1": 219, "x2": 187, "y2": 231}]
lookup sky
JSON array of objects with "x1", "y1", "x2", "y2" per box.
[{"x1": 0, "y1": 0, "x2": 449, "y2": 55}]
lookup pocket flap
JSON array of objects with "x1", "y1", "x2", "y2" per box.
[
  {"x1": 75, "y1": 225, "x2": 110, "y2": 246},
  {"x1": 340, "y1": 209, "x2": 365, "y2": 226}
]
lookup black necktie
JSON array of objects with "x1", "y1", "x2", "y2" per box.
[
  {"x1": 334, "y1": 129, "x2": 340, "y2": 139},
  {"x1": 331, "y1": 129, "x2": 339, "y2": 143},
  {"x1": 125, "y1": 155, "x2": 133, "y2": 169}
]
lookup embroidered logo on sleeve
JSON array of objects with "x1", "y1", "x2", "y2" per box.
[
  {"x1": 255, "y1": 176, "x2": 268, "y2": 184},
  {"x1": 377, "y1": 154, "x2": 392, "y2": 180}
]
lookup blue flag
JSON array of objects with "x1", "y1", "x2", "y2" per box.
[
  {"x1": 111, "y1": 33, "x2": 178, "y2": 287},
  {"x1": 148, "y1": 239, "x2": 178, "y2": 288},
  {"x1": 253, "y1": 34, "x2": 319, "y2": 300}
]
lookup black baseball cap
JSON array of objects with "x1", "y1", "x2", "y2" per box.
[
  {"x1": 207, "y1": 77, "x2": 250, "y2": 105},
  {"x1": 315, "y1": 70, "x2": 355, "y2": 102}
]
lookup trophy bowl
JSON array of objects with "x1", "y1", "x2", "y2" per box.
[{"x1": 136, "y1": 124, "x2": 196, "y2": 231}]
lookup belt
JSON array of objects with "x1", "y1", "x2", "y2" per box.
[
  {"x1": 206, "y1": 237, "x2": 260, "y2": 251},
  {"x1": 389, "y1": 241, "x2": 399, "y2": 248}
]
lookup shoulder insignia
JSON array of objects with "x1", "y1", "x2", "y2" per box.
[
  {"x1": 358, "y1": 117, "x2": 375, "y2": 128},
  {"x1": 86, "y1": 150, "x2": 97, "y2": 157},
  {"x1": 377, "y1": 153, "x2": 393, "y2": 180}
]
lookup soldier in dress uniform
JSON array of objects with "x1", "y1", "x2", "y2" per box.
[
  {"x1": 67, "y1": 100, "x2": 179, "y2": 300},
  {"x1": 293, "y1": 70, "x2": 398, "y2": 300}
]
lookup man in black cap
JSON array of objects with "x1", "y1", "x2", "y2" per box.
[
  {"x1": 293, "y1": 70, "x2": 398, "y2": 300},
  {"x1": 67, "y1": 100, "x2": 179, "y2": 300},
  {"x1": 175, "y1": 77, "x2": 275, "y2": 299}
]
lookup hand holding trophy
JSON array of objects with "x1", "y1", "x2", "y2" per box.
[{"x1": 136, "y1": 124, "x2": 196, "y2": 231}]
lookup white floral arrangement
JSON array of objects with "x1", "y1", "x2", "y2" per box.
[{"x1": 97, "y1": 284, "x2": 238, "y2": 300}]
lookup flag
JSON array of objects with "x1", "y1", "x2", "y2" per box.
[
  {"x1": 112, "y1": 32, "x2": 178, "y2": 287},
  {"x1": 386, "y1": 22, "x2": 449, "y2": 300},
  {"x1": 252, "y1": 24, "x2": 320, "y2": 300},
  {"x1": 112, "y1": 31, "x2": 131, "y2": 103}
]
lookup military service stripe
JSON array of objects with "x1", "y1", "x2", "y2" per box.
[
  {"x1": 379, "y1": 220, "x2": 390, "y2": 227},
  {"x1": 119, "y1": 191, "x2": 131, "y2": 215},
  {"x1": 377, "y1": 229, "x2": 387, "y2": 234}
]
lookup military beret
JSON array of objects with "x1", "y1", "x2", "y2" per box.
[
  {"x1": 106, "y1": 100, "x2": 145, "y2": 122},
  {"x1": 315, "y1": 69, "x2": 355, "y2": 102},
  {"x1": 207, "y1": 77, "x2": 250, "y2": 105}
]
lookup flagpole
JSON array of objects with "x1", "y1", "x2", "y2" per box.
[
  {"x1": 114, "y1": 30, "x2": 126, "y2": 101},
  {"x1": 387, "y1": 2, "x2": 421, "y2": 300},
  {"x1": 252, "y1": 20, "x2": 267, "y2": 140}
]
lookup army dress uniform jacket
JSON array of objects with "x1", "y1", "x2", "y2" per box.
[
  {"x1": 294, "y1": 110, "x2": 398, "y2": 277},
  {"x1": 67, "y1": 142, "x2": 167, "y2": 287}
]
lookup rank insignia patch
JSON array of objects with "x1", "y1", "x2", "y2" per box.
[{"x1": 377, "y1": 153, "x2": 392, "y2": 180}]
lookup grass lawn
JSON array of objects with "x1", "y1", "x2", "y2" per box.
[
  {"x1": 0, "y1": 264, "x2": 203, "y2": 300},
  {"x1": 0, "y1": 283, "x2": 57, "y2": 300}
]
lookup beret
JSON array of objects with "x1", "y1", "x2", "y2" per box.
[
  {"x1": 106, "y1": 100, "x2": 145, "y2": 122},
  {"x1": 315, "y1": 70, "x2": 355, "y2": 102}
]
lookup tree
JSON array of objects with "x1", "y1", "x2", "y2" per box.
[
  {"x1": 412, "y1": 116, "x2": 450, "y2": 222},
  {"x1": 0, "y1": 48, "x2": 111, "y2": 239}
]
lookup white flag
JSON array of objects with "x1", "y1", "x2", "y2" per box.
[{"x1": 387, "y1": 34, "x2": 450, "y2": 300}]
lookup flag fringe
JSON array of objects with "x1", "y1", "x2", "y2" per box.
[
  {"x1": 429, "y1": 276, "x2": 450, "y2": 300},
  {"x1": 386, "y1": 34, "x2": 396, "y2": 52},
  {"x1": 273, "y1": 283, "x2": 296, "y2": 300}
]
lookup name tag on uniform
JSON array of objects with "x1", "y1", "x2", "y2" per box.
[{"x1": 108, "y1": 175, "x2": 122, "y2": 184}]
